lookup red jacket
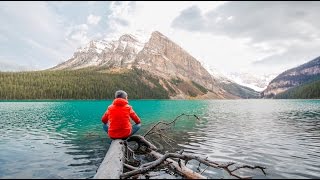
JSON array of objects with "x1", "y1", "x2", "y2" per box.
[{"x1": 101, "y1": 98, "x2": 141, "y2": 139}]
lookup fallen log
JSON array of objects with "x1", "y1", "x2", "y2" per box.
[{"x1": 94, "y1": 139, "x2": 125, "y2": 179}]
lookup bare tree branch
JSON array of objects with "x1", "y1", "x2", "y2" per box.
[
  {"x1": 230, "y1": 165, "x2": 266, "y2": 175},
  {"x1": 121, "y1": 150, "x2": 266, "y2": 179},
  {"x1": 124, "y1": 163, "x2": 138, "y2": 171},
  {"x1": 200, "y1": 166, "x2": 209, "y2": 175},
  {"x1": 121, "y1": 151, "x2": 207, "y2": 179},
  {"x1": 152, "y1": 132, "x2": 176, "y2": 143},
  {"x1": 127, "y1": 135, "x2": 158, "y2": 151},
  {"x1": 144, "y1": 113, "x2": 200, "y2": 137}
]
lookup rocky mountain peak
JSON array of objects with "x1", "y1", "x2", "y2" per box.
[
  {"x1": 119, "y1": 34, "x2": 139, "y2": 43},
  {"x1": 134, "y1": 31, "x2": 216, "y2": 92},
  {"x1": 151, "y1": 31, "x2": 168, "y2": 39}
]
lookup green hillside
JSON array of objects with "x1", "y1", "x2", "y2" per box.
[{"x1": 0, "y1": 68, "x2": 169, "y2": 99}]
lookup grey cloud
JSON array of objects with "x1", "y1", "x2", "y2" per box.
[
  {"x1": 250, "y1": 41, "x2": 320, "y2": 74},
  {"x1": 0, "y1": 2, "x2": 97, "y2": 71},
  {"x1": 0, "y1": 1, "x2": 114, "y2": 71},
  {"x1": 172, "y1": 1, "x2": 320, "y2": 43},
  {"x1": 127, "y1": 1, "x2": 137, "y2": 14},
  {"x1": 113, "y1": 17, "x2": 129, "y2": 27},
  {"x1": 171, "y1": 5, "x2": 205, "y2": 31},
  {"x1": 252, "y1": 42, "x2": 320, "y2": 67},
  {"x1": 172, "y1": 1, "x2": 320, "y2": 74}
]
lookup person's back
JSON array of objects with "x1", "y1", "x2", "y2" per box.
[{"x1": 101, "y1": 90, "x2": 141, "y2": 139}]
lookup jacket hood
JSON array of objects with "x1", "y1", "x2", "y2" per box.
[{"x1": 113, "y1": 98, "x2": 128, "y2": 106}]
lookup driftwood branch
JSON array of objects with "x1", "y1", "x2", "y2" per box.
[
  {"x1": 143, "y1": 113, "x2": 200, "y2": 151},
  {"x1": 123, "y1": 134, "x2": 206, "y2": 179},
  {"x1": 143, "y1": 113, "x2": 200, "y2": 137},
  {"x1": 127, "y1": 135, "x2": 157, "y2": 151},
  {"x1": 200, "y1": 166, "x2": 209, "y2": 174},
  {"x1": 149, "y1": 150, "x2": 207, "y2": 179},
  {"x1": 120, "y1": 151, "x2": 206, "y2": 179},
  {"x1": 121, "y1": 150, "x2": 266, "y2": 179},
  {"x1": 124, "y1": 163, "x2": 138, "y2": 171},
  {"x1": 120, "y1": 114, "x2": 267, "y2": 179}
]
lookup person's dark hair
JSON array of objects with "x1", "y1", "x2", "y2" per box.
[{"x1": 115, "y1": 90, "x2": 128, "y2": 99}]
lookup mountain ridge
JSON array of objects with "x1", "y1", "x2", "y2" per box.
[{"x1": 262, "y1": 56, "x2": 320, "y2": 98}]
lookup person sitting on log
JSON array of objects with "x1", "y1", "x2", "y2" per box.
[{"x1": 101, "y1": 90, "x2": 141, "y2": 139}]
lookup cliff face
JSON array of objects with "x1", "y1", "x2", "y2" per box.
[
  {"x1": 134, "y1": 31, "x2": 216, "y2": 91},
  {"x1": 262, "y1": 56, "x2": 320, "y2": 98},
  {"x1": 52, "y1": 31, "x2": 258, "y2": 99}
]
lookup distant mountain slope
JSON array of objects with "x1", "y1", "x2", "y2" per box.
[
  {"x1": 218, "y1": 81, "x2": 260, "y2": 99},
  {"x1": 262, "y1": 56, "x2": 320, "y2": 98},
  {"x1": 275, "y1": 78, "x2": 320, "y2": 99}
]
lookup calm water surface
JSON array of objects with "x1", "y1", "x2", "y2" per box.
[{"x1": 0, "y1": 100, "x2": 319, "y2": 179}]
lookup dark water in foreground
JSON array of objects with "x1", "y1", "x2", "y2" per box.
[{"x1": 0, "y1": 100, "x2": 319, "y2": 179}]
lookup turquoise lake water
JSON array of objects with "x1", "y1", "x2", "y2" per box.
[{"x1": 0, "y1": 100, "x2": 320, "y2": 179}]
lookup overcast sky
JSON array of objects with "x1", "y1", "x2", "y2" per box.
[{"x1": 1, "y1": 1, "x2": 320, "y2": 76}]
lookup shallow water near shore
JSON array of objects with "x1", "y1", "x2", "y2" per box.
[{"x1": 0, "y1": 99, "x2": 320, "y2": 178}]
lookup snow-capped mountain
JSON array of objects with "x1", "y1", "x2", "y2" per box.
[
  {"x1": 53, "y1": 34, "x2": 144, "y2": 70},
  {"x1": 226, "y1": 72, "x2": 277, "y2": 92},
  {"x1": 51, "y1": 31, "x2": 259, "y2": 99}
]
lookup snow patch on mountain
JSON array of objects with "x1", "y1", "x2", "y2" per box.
[{"x1": 226, "y1": 72, "x2": 277, "y2": 92}]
